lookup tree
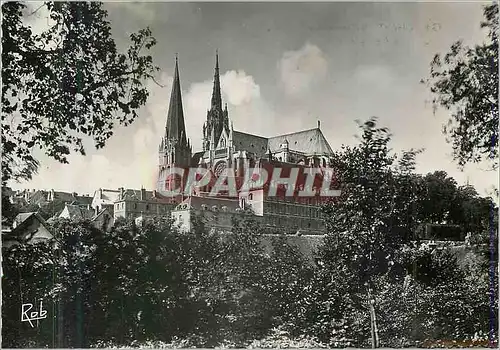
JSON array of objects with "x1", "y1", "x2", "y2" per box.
[
  {"x1": 2, "y1": 2, "x2": 159, "y2": 184},
  {"x1": 320, "y1": 118, "x2": 401, "y2": 287},
  {"x1": 317, "y1": 118, "x2": 409, "y2": 346},
  {"x1": 1, "y1": 188, "x2": 18, "y2": 226},
  {"x1": 419, "y1": 171, "x2": 459, "y2": 224},
  {"x1": 423, "y1": 4, "x2": 498, "y2": 169}
]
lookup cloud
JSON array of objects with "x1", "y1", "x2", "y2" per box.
[
  {"x1": 184, "y1": 69, "x2": 271, "y2": 150},
  {"x1": 353, "y1": 65, "x2": 395, "y2": 88},
  {"x1": 222, "y1": 70, "x2": 261, "y2": 105},
  {"x1": 278, "y1": 43, "x2": 328, "y2": 96}
]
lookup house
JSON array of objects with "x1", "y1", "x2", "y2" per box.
[
  {"x1": 58, "y1": 203, "x2": 95, "y2": 220},
  {"x1": 91, "y1": 188, "x2": 121, "y2": 217},
  {"x1": 113, "y1": 188, "x2": 177, "y2": 221},
  {"x1": 91, "y1": 207, "x2": 114, "y2": 232},
  {"x1": 171, "y1": 195, "x2": 244, "y2": 233},
  {"x1": 2, "y1": 212, "x2": 53, "y2": 248}
]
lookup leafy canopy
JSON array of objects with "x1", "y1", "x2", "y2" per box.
[
  {"x1": 1, "y1": 2, "x2": 159, "y2": 184},
  {"x1": 423, "y1": 4, "x2": 498, "y2": 169}
]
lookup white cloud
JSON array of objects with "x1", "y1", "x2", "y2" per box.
[
  {"x1": 184, "y1": 69, "x2": 271, "y2": 150},
  {"x1": 278, "y1": 43, "x2": 328, "y2": 96},
  {"x1": 222, "y1": 70, "x2": 261, "y2": 105}
]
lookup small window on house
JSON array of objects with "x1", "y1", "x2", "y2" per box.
[
  {"x1": 134, "y1": 203, "x2": 137, "y2": 210},
  {"x1": 146, "y1": 204, "x2": 150, "y2": 211},
  {"x1": 249, "y1": 193, "x2": 253, "y2": 200}
]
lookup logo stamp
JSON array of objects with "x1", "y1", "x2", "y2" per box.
[{"x1": 21, "y1": 300, "x2": 47, "y2": 328}]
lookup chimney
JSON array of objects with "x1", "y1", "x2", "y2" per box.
[
  {"x1": 317, "y1": 120, "x2": 320, "y2": 129},
  {"x1": 119, "y1": 187, "x2": 124, "y2": 200},
  {"x1": 99, "y1": 188, "x2": 103, "y2": 199},
  {"x1": 140, "y1": 187, "x2": 146, "y2": 201}
]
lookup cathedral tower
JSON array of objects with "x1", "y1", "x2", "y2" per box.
[
  {"x1": 202, "y1": 51, "x2": 229, "y2": 151},
  {"x1": 158, "y1": 56, "x2": 192, "y2": 193}
]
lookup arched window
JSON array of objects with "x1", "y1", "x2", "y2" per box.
[{"x1": 322, "y1": 158, "x2": 326, "y2": 167}]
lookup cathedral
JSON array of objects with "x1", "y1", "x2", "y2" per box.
[{"x1": 158, "y1": 53, "x2": 337, "y2": 234}]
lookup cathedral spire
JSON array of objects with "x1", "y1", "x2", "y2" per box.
[
  {"x1": 164, "y1": 55, "x2": 187, "y2": 143},
  {"x1": 211, "y1": 50, "x2": 223, "y2": 109}
]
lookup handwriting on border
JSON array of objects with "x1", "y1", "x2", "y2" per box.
[{"x1": 21, "y1": 300, "x2": 47, "y2": 328}]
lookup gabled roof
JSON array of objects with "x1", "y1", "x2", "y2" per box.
[
  {"x1": 7, "y1": 212, "x2": 53, "y2": 241},
  {"x1": 94, "y1": 189, "x2": 120, "y2": 205},
  {"x1": 29, "y1": 190, "x2": 91, "y2": 205},
  {"x1": 268, "y1": 128, "x2": 334, "y2": 155},
  {"x1": 121, "y1": 189, "x2": 154, "y2": 201},
  {"x1": 28, "y1": 190, "x2": 49, "y2": 205},
  {"x1": 92, "y1": 207, "x2": 112, "y2": 221},
  {"x1": 118, "y1": 188, "x2": 178, "y2": 204},
  {"x1": 232, "y1": 131, "x2": 268, "y2": 154},
  {"x1": 74, "y1": 195, "x2": 92, "y2": 205},
  {"x1": 51, "y1": 191, "x2": 78, "y2": 202},
  {"x1": 230, "y1": 127, "x2": 334, "y2": 157},
  {"x1": 60, "y1": 204, "x2": 94, "y2": 220},
  {"x1": 14, "y1": 212, "x2": 36, "y2": 227}
]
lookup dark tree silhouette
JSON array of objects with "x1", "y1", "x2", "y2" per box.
[
  {"x1": 2, "y1": 2, "x2": 159, "y2": 184},
  {"x1": 423, "y1": 4, "x2": 498, "y2": 169}
]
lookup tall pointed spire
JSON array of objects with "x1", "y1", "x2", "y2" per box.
[
  {"x1": 211, "y1": 50, "x2": 223, "y2": 109},
  {"x1": 165, "y1": 55, "x2": 187, "y2": 142}
]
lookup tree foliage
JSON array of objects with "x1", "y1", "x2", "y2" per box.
[
  {"x1": 424, "y1": 4, "x2": 499, "y2": 169},
  {"x1": 2, "y1": 120, "x2": 498, "y2": 348},
  {"x1": 1, "y1": 1, "x2": 159, "y2": 184}
]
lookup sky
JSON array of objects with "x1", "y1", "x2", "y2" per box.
[{"x1": 12, "y1": 1, "x2": 498, "y2": 199}]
